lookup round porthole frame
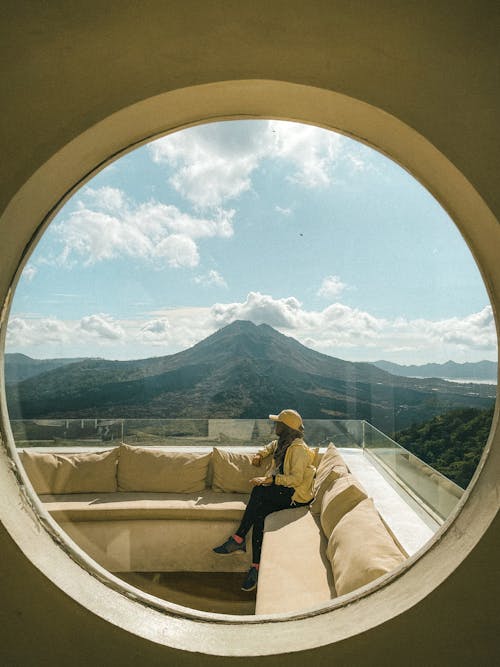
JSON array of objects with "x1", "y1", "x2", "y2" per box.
[{"x1": 0, "y1": 80, "x2": 498, "y2": 657}]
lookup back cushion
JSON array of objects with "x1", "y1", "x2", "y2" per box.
[
  {"x1": 320, "y1": 473, "x2": 368, "y2": 538},
  {"x1": 326, "y1": 498, "x2": 405, "y2": 596},
  {"x1": 211, "y1": 448, "x2": 258, "y2": 493},
  {"x1": 20, "y1": 449, "x2": 118, "y2": 494},
  {"x1": 117, "y1": 444, "x2": 211, "y2": 492},
  {"x1": 310, "y1": 443, "x2": 349, "y2": 514}
]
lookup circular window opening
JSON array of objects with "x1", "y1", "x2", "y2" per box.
[{"x1": 4, "y1": 119, "x2": 497, "y2": 617}]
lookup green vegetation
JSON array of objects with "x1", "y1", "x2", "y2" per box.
[{"x1": 396, "y1": 406, "x2": 494, "y2": 488}]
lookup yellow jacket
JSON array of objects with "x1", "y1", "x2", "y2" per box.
[{"x1": 258, "y1": 438, "x2": 316, "y2": 503}]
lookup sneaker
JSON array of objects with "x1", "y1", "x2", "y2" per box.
[
  {"x1": 213, "y1": 536, "x2": 246, "y2": 554},
  {"x1": 241, "y1": 566, "x2": 258, "y2": 592}
]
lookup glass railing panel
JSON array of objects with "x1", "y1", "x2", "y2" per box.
[
  {"x1": 10, "y1": 417, "x2": 366, "y2": 449},
  {"x1": 10, "y1": 418, "x2": 124, "y2": 448},
  {"x1": 302, "y1": 419, "x2": 364, "y2": 448},
  {"x1": 362, "y1": 421, "x2": 463, "y2": 521}
]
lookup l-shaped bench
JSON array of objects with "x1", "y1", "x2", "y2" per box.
[{"x1": 19, "y1": 442, "x2": 407, "y2": 615}]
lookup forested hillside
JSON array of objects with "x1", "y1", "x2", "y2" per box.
[{"x1": 396, "y1": 406, "x2": 494, "y2": 488}]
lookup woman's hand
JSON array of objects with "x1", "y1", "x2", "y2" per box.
[
  {"x1": 251, "y1": 454, "x2": 262, "y2": 467},
  {"x1": 250, "y1": 476, "x2": 273, "y2": 487}
]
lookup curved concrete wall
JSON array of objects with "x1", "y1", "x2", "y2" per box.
[{"x1": 1, "y1": 3, "x2": 499, "y2": 664}]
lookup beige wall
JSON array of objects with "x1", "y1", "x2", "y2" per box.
[{"x1": 0, "y1": 2, "x2": 499, "y2": 664}]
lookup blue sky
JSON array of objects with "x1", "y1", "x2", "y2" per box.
[{"x1": 7, "y1": 120, "x2": 496, "y2": 364}]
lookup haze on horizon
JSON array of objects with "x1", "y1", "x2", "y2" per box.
[{"x1": 6, "y1": 120, "x2": 496, "y2": 366}]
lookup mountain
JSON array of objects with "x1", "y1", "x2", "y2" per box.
[
  {"x1": 373, "y1": 359, "x2": 497, "y2": 383},
  {"x1": 6, "y1": 321, "x2": 496, "y2": 434},
  {"x1": 4, "y1": 353, "x2": 88, "y2": 384}
]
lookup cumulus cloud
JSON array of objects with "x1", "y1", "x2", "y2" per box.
[
  {"x1": 390, "y1": 306, "x2": 497, "y2": 353},
  {"x1": 210, "y1": 296, "x2": 496, "y2": 360},
  {"x1": 84, "y1": 186, "x2": 125, "y2": 211},
  {"x1": 317, "y1": 275, "x2": 347, "y2": 299},
  {"x1": 155, "y1": 234, "x2": 199, "y2": 268},
  {"x1": 150, "y1": 122, "x2": 264, "y2": 208},
  {"x1": 54, "y1": 187, "x2": 234, "y2": 267},
  {"x1": 212, "y1": 291, "x2": 303, "y2": 329},
  {"x1": 7, "y1": 313, "x2": 125, "y2": 348},
  {"x1": 269, "y1": 121, "x2": 342, "y2": 188},
  {"x1": 139, "y1": 318, "x2": 171, "y2": 342},
  {"x1": 194, "y1": 270, "x2": 228, "y2": 288},
  {"x1": 79, "y1": 314, "x2": 125, "y2": 340},
  {"x1": 7, "y1": 316, "x2": 72, "y2": 346},
  {"x1": 7, "y1": 301, "x2": 496, "y2": 364},
  {"x1": 149, "y1": 120, "x2": 350, "y2": 209},
  {"x1": 138, "y1": 307, "x2": 213, "y2": 350}
]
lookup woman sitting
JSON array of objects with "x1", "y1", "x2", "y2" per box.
[{"x1": 213, "y1": 409, "x2": 316, "y2": 591}]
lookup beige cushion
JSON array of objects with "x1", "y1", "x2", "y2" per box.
[
  {"x1": 256, "y1": 508, "x2": 336, "y2": 614},
  {"x1": 212, "y1": 447, "x2": 260, "y2": 493},
  {"x1": 20, "y1": 449, "x2": 118, "y2": 494},
  {"x1": 320, "y1": 474, "x2": 368, "y2": 538},
  {"x1": 40, "y1": 490, "x2": 248, "y2": 522},
  {"x1": 117, "y1": 444, "x2": 210, "y2": 492},
  {"x1": 310, "y1": 443, "x2": 349, "y2": 514},
  {"x1": 326, "y1": 498, "x2": 406, "y2": 596}
]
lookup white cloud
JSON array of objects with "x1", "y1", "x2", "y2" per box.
[
  {"x1": 155, "y1": 234, "x2": 199, "y2": 268},
  {"x1": 210, "y1": 293, "x2": 384, "y2": 349},
  {"x1": 268, "y1": 120, "x2": 342, "y2": 188},
  {"x1": 209, "y1": 295, "x2": 496, "y2": 361},
  {"x1": 149, "y1": 120, "x2": 349, "y2": 209},
  {"x1": 7, "y1": 301, "x2": 495, "y2": 365},
  {"x1": 83, "y1": 186, "x2": 125, "y2": 211},
  {"x1": 275, "y1": 205, "x2": 292, "y2": 216},
  {"x1": 138, "y1": 307, "x2": 213, "y2": 350},
  {"x1": 7, "y1": 313, "x2": 125, "y2": 348},
  {"x1": 54, "y1": 188, "x2": 234, "y2": 267},
  {"x1": 317, "y1": 275, "x2": 347, "y2": 299},
  {"x1": 150, "y1": 122, "x2": 265, "y2": 209},
  {"x1": 79, "y1": 314, "x2": 125, "y2": 340},
  {"x1": 139, "y1": 318, "x2": 171, "y2": 343},
  {"x1": 7, "y1": 316, "x2": 72, "y2": 346},
  {"x1": 212, "y1": 291, "x2": 303, "y2": 329},
  {"x1": 22, "y1": 265, "x2": 38, "y2": 282},
  {"x1": 194, "y1": 270, "x2": 228, "y2": 288},
  {"x1": 390, "y1": 306, "x2": 497, "y2": 353}
]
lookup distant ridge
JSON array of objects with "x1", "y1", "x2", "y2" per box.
[
  {"x1": 4, "y1": 353, "x2": 88, "y2": 384},
  {"x1": 374, "y1": 359, "x2": 497, "y2": 383},
  {"x1": 6, "y1": 321, "x2": 496, "y2": 434}
]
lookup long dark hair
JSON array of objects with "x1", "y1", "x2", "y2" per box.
[{"x1": 274, "y1": 422, "x2": 304, "y2": 470}]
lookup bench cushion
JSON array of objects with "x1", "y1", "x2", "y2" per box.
[
  {"x1": 310, "y1": 443, "x2": 349, "y2": 514},
  {"x1": 211, "y1": 448, "x2": 259, "y2": 493},
  {"x1": 256, "y1": 507, "x2": 335, "y2": 615},
  {"x1": 326, "y1": 498, "x2": 406, "y2": 596},
  {"x1": 20, "y1": 449, "x2": 118, "y2": 494},
  {"x1": 39, "y1": 490, "x2": 248, "y2": 522},
  {"x1": 118, "y1": 444, "x2": 211, "y2": 492},
  {"x1": 320, "y1": 473, "x2": 368, "y2": 538}
]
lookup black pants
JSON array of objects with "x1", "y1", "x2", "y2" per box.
[{"x1": 235, "y1": 484, "x2": 295, "y2": 564}]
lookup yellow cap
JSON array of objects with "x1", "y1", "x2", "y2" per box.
[{"x1": 269, "y1": 409, "x2": 303, "y2": 431}]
